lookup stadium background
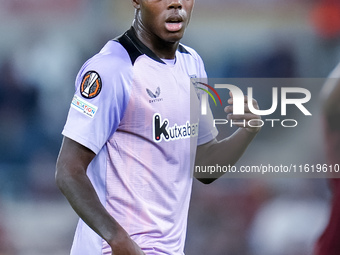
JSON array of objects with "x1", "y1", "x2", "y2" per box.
[{"x1": 1, "y1": 0, "x2": 340, "y2": 254}]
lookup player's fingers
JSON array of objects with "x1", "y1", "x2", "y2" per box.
[
  {"x1": 225, "y1": 103, "x2": 258, "y2": 114},
  {"x1": 236, "y1": 95, "x2": 259, "y2": 105},
  {"x1": 249, "y1": 98, "x2": 260, "y2": 110},
  {"x1": 225, "y1": 98, "x2": 260, "y2": 112},
  {"x1": 225, "y1": 105, "x2": 233, "y2": 113},
  {"x1": 226, "y1": 104, "x2": 250, "y2": 113},
  {"x1": 240, "y1": 98, "x2": 260, "y2": 110},
  {"x1": 227, "y1": 95, "x2": 248, "y2": 105},
  {"x1": 227, "y1": 113, "x2": 261, "y2": 121}
]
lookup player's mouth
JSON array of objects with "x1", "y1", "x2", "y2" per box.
[{"x1": 165, "y1": 16, "x2": 184, "y2": 32}]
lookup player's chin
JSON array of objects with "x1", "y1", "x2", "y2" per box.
[
  {"x1": 162, "y1": 29, "x2": 186, "y2": 42},
  {"x1": 169, "y1": 35, "x2": 184, "y2": 43}
]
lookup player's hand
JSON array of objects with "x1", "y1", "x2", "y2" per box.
[
  {"x1": 225, "y1": 91, "x2": 262, "y2": 134},
  {"x1": 110, "y1": 234, "x2": 146, "y2": 255}
]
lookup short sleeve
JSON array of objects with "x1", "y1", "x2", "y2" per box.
[
  {"x1": 196, "y1": 83, "x2": 219, "y2": 146},
  {"x1": 194, "y1": 54, "x2": 218, "y2": 145},
  {"x1": 197, "y1": 106, "x2": 218, "y2": 145},
  {"x1": 62, "y1": 48, "x2": 132, "y2": 154}
]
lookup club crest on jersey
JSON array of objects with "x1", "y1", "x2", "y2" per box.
[
  {"x1": 153, "y1": 114, "x2": 199, "y2": 143},
  {"x1": 80, "y1": 71, "x2": 102, "y2": 99}
]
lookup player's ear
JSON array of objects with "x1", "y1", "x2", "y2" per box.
[{"x1": 132, "y1": 0, "x2": 141, "y2": 10}]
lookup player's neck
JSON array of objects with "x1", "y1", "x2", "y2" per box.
[{"x1": 132, "y1": 23, "x2": 179, "y2": 60}]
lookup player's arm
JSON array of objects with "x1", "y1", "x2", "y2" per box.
[
  {"x1": 195, "y1": 93, "x2": 261, "y2": 184},
  {"x1": 321, "y1": 64, "x2": 340, "y2": 117},
  {"x1": 55, "y1": 137, "x2": 145, "y2": 255}
]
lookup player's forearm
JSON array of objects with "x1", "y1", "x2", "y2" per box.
[
  {"x1": 195, "y1": 128, "x2": 257, "y2": 182},
  {"x1": 55, "y1": 167, "x2": 127, "y2": 246},
  {"x1": 321, "y1": 78, "x2": 340, "y2": 114}
]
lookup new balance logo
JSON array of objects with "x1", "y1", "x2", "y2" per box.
[{"x1": 153, "y1": 114, "x2": 199, "y2": 142}]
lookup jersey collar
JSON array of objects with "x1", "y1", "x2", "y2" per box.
[{"x1": 114, "y1": 27, "x2": 190, "y2": 65}]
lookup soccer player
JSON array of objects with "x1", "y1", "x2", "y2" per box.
[
  {"x1": 314, "y1": 63, "x2": 340, "y2": 255},
  {"x1": 55, "y1": 0, "x2": 261, "y2": 254}
]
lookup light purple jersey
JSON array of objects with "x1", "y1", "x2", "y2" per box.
[{"x1": 62, "y1": 27, "x2": 218, "y2": 255}]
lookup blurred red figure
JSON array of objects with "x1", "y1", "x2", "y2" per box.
[
  {"x1": 310, "y1": 0, "x2": 340, "y2": 39},
  {"x1": 315, "y1": 63, "x2": 340, "y2": 255}
]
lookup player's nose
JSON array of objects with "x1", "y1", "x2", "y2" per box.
[{"x1": 168, "y1": 0, "x2": 182, "y2": 9}]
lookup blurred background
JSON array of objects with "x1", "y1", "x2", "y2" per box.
[{"x1": 1, "y1": 0, "x2": 340, "y2": 254}]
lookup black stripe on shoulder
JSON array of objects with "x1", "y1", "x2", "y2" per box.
[
  {"x1": 178, "y1": 44, "x2": 191, "y2": 54},
  {"x1": 113, "y1": 27, "x2": 165, "y2": 65}
]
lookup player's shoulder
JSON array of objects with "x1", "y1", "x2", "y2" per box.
[
  {"x1": 177, "y1": 44, "x2": 205, "y2": 70},
  {"x1": 177, "y1": 44, "x2": 206, "y2": 76},
  {"x1": 81, "y1": 40, "x2": 132, "y2": 75},
  {"x1": 178, "y1": 44, "x2": 203, "y2": 61},
  {"x1": 75, "y1": 40, "x2": 133, "y2": 94}
]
